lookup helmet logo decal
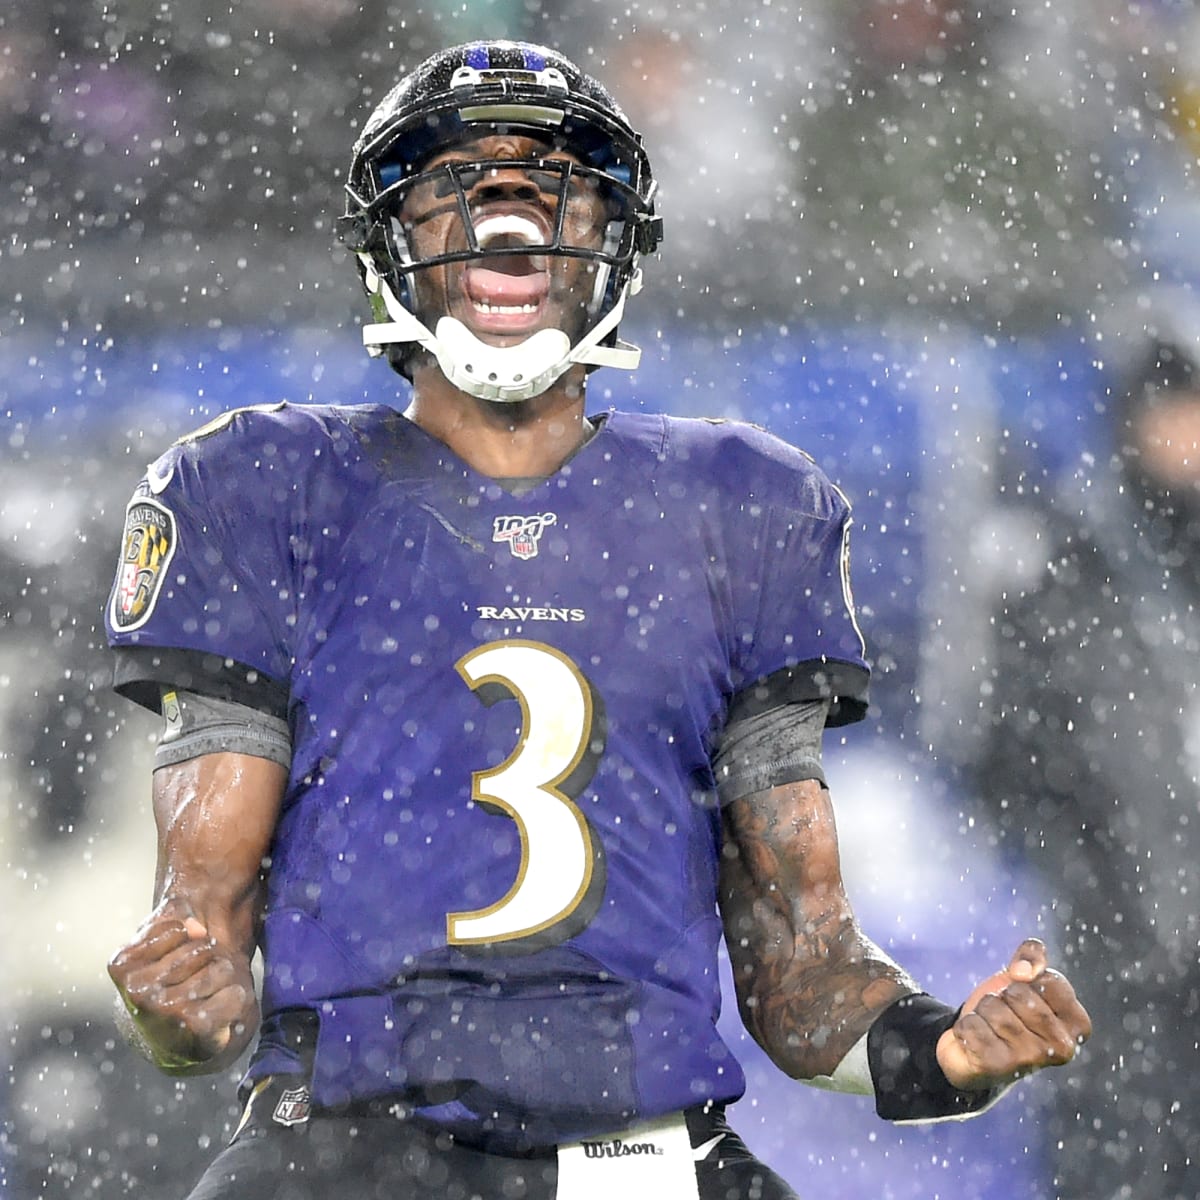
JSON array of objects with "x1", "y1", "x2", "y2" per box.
[{"x1": 493, "y1": 512, "x2": 557, "y2": 560}]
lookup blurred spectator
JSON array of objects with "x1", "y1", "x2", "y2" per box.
[
  {"x1": 589, "y1": 12, "x2": 818, "y2": 324},
  {"x1": 792, "y1": 0, "x2": 1134, "y2": 331},
  {"x1": 975, "y1": 282, "x2": 1200, "y2": 1199},
  {"x1": 3, "y1": 0, "x2": 455, "y2": 334},
  {"x1": 5, "y1": 0, "x2": 1169, "y2": 338},
  {"x1": 0, "y1": 442, "x2": 143, "y2": 844},
  {"x1": 1094, "y1": 0, "x2": 1200, "y2": 288},
  {"x1": 1, "y1": 1, "x2": 57, "y2": 302},
  {"x1": 0, "y1": 1, "x2": 50, "y2": 131}
]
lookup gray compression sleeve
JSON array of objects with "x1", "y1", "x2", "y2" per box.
[
  {"x1": 155, "y1": 686, "x2": 292, "y2": 770},
  {"x1": 711, "y1": 698, "x2": 831, "y2": 804}
]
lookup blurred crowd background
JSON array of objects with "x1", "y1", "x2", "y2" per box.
[
  {"x1": 3, "y1": 0, "x2": 1200, "y2": 1197},
  {"x1": 5, "y1": 0, "x2": 1194, "y2": 333}
]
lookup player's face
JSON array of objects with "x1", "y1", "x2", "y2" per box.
[
  {"x1": 1133, "y1": 390, "x2": 1200, "y2": 489},
  {"x1": 396, "y1": 133, "x2": 615, "y2": 347}
]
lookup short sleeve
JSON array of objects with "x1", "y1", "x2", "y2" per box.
[
  {"x1": 104, "y1": 416, "x2": 297, "y2": 710},
  {"x1": 703, "y1": 425, "x2": 868, "y2": 728}
]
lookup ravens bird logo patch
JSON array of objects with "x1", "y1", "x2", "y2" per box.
[{"x1": 111, "y1": 497, "x2": 177, "y2": 630}]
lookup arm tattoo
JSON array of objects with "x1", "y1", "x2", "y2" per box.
[{"x1": 719, "y1": 780, "x2": 917, "y2": 1079}]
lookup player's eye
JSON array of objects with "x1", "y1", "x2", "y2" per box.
[{"x1": 451, "y1": 162, "x2": 565, "y2": 200}]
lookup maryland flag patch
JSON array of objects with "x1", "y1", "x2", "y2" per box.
[{"x1": 111, "y1": 496, "x2": 177, "y2": 630}]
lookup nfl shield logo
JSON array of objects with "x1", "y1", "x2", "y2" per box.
[{"x1": 272, "y1": 1085, "x2": 312, "y2": 1127}]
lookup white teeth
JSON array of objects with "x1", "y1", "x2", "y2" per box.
[
  {"x1": 473, "y1": 214, "x2": 545, "y2": 248},
  {"x1": 474, "y1": 301, "x2": 540, "y2": 314}
]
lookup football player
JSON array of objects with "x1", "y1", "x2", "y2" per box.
[{"x1": 104, "y1": 41, "x2": 1090, "y2": 1200}]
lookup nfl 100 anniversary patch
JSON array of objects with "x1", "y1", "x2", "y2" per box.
[
  {"x1": 493, "y1": 512, "x2": 557, "y2": 560},
  {"x1": 111, "y1": 495, "x2": 177, "y2": 630}
]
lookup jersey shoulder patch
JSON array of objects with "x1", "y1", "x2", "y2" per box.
[{"x1": 109, "y1": 494, "x2": 177, "y2": 631}]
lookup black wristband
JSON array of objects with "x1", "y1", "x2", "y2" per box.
[{"x1": 867, "y1": 992, "x2": 999, "y2": 1122}]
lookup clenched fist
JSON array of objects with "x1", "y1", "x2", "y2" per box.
[
  {"x1": 108, "y1": 901, "x2": 259, "y2": 1075},
  {"x1": 937, "y1": 938, "x2": 1092, "y2": 1090}
]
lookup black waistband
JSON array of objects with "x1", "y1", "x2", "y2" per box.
[{"x1": 241, "y1": 1067, "x2": 732, "y2": 1160}]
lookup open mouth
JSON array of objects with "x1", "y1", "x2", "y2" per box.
[{"x1": 461, "y1": 213, "x2": 552, "y2": 333}]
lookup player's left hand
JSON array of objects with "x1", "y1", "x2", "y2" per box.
[{"x1": 936, "y1": 937, "x2": 1092, "y2": 1091}]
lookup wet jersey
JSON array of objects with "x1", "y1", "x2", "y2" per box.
[{"x1": 105, "y1": 403, "x2": 869, "y2": 1150}]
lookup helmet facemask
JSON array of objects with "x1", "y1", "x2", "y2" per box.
[{"x1": 338, "y1": 49, "x2": 662, "y2": 403}]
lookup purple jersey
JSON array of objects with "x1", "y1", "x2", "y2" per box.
[{"x1": 105, "y1": 404, "x2": 868, "y2": 1148}]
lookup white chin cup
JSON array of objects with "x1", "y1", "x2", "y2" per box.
[
  {"x1": 431, "y1": 318, "x2": 573, "y2": 403},
  {"x1": 359, "y1": 257, "x2": 641, "y2": 403}
]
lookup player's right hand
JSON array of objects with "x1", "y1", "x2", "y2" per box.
[
  {"x1": 936, "y1": 937, "x2": 1091, "y2": 1091},
  {"x1": 107, "y1": 901, "x2": 259, "y2": 1074}
]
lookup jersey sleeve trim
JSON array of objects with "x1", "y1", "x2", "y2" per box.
[
  {"x1": 728, "y1": 659, "x2": 869, "y2": 729},
  {"x1": 112, "y1": 645, "x2": 289, "y2": 718}
]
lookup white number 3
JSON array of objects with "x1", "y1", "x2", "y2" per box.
[{"x1": 450, "y1": 639, "x2": 607, "y2": 951}]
